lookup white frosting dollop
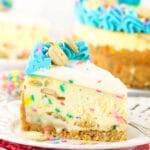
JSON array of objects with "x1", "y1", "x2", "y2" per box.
[{"x1": 34, "y1": 61, "x2": 127, "y2": 95}]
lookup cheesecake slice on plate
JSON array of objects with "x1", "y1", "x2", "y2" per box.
[{"x1": 20, "y1": 39, "x2": 127, "y2": 142}]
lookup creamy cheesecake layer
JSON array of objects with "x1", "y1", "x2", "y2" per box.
[
  {"x1": 85, "y1": 0, "x2": 117, "y2": 9},
  {"x1": 23, "y1": 76, "x2": 127, "y2": 132},
  {"x1": 74, "y1": 23, "x2": 150, "y2": 51},
  {"x1": 33, "y1": 61, "x2": 126, "y2": 96}
]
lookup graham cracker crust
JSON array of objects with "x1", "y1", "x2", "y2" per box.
[{"x1": 89, "y1": 45, "x2": 150, "y2": 89}]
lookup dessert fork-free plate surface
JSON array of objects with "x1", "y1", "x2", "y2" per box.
[{"x1": 0, "y1": 98, "x2": 149, "y2": 149}]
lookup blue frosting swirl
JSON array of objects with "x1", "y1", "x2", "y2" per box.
[
  {"x1": 145, "y1": 20, "x2": 150, "y2": 34},
  {"x1": 85, "y1": 9, "x2": 103, "y2": 27},
  {"x1": 26, "y1": 41, "x2": 90, "y2": 75},
  {"x1": 59, "y1": 41, "x2": 90, "y2": 60},
  {"x1": 122, "y1": 15, "x2": 144, "y2": 33},
  {"x1": 26, "y1": 42, "x2": 51, "y2": 75},
  {"x1": 118, "y1": 0, "x2": 141, "y2": 6},
  {"x1": 74, "y1": 0, "x2": 150, "y2": 34},
  {"x1": 103, "y1": 6, "x2": 123, "y2": 31}
]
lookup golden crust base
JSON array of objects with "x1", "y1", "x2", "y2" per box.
[{"x1": 88, "y1": 45, "x2": 150, "y2": 89}]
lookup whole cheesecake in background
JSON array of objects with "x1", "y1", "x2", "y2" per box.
[
  {"x1": 0, "y1": 12, "x2": 50, "y2": 59},
  {"x1": 74, "y1": 0, "x2": 150, "y2": 89},
  {"x1": 20, "y1": 39, "x2": 127, "y2": 142}
]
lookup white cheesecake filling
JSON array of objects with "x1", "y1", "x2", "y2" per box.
[
  {"x1": 74, "y1": 23, "x2": 150, "y2": 51},
  {"x1": 33, "y1": 61, "x2": 126, "y2": 95}
]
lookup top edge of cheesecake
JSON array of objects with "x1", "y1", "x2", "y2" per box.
[{"x1": 25, "y1": 40, "x2": 127, "y2": 96}]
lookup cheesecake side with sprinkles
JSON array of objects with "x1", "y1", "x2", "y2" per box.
[{"x1": 20, "y1": 39, "x2": 128, "y2": 142}]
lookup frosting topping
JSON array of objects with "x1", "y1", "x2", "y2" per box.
[
  {"x1": 75, "y1": 0, "x2": 150, "y2": 33},
  {"x1": 26, "y1": 40, "x2": 126, "y2": 95},
  {"x1": 26, "y1": 41, "x2": 90, "y2": 75}
]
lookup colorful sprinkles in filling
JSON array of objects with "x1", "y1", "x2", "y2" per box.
[
  {"x1": 66, "y1": 113, "x2": 74, "y2": 119},
  {"x1": 55, "y1": 108, "x2": 61, "y2": 113},
  {"x1": 22, "y1": 38, "x2": 127, "y2": 142},
  {"x1": 30, "y1": 94, "x2": 35, "y2": 102},
  {"x1": 59, "y1": 83, "x2": 66, "y2": 93},
  {"x1": 68, "y1": 79, "x2": 74, "y2": 84}
]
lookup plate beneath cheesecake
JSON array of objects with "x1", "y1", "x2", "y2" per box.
[
  {"x1": 0, "y1": 98, "x2": 149, "y2": 149},
  {"x1": 128, "y1": 89, "x2": 150, "y2": 97}
]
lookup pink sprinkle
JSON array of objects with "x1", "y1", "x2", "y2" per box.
[
  {"x1": 120, "y1": 14, "x2": 124, "y2": 18},
  {"x1": 36, "y1": 51, "x2": 40, "y2": 56},
  {"x1": 24, "y1": 85, "x2": 27, "y2": 89},
  {"x1": 43, "y1": 126, "x2": 51, "y2": 134},
  {"x1": 48, "y1": 137, "x2": 55, "y2": 141},
  {"x1": 60, "y1": 101, "x2": 65, "y2": 106},
  {"x1": 76, "y1": 116, "x2": 81, "y2": 119},
  {"x1": 32, "y1": 108, "x2": 37, "y2": 112},
  {"x1": 75, "y1": 0, "x2": 81, "y2": 6},
  {"x1": 90, "y1": 108, "x2": 95, "y2": 112},
  {"x1": 89, "y1": 58, "x2": 93, "y2": 63},
  {"x1": 110, "y1": 5, "x2": 115, "y2": 9},
  {"x1": 143, "y1": 20, "x2": 148, "y2": 25},
  {"x1": 61, "y1": 139, "x2": 67, "y2": 142},
  {"x1": 116, "y1": 95, "x2": 124, "y2": 99},
  {"x1": 96, "y1": 89, "x2": 102, "y2": 93},
  {"x1": 114, "y1": 112, "x2": 127, "y2": 124},
  {"x1": 38, "y1": 46, "x2": 44, "y2": 51},
  {"x1": 49, "y1": 42, "x2": 54, "y2": 45},
  {"x1": 76, "y1": 61, "x2": 83, "y2": 65}
]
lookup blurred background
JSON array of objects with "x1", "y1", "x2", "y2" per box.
[
  {"x1": 12, "y1": 0, "x2": 75, "y2": 38},
  {"x1": 0, "y1": 0, "x2": 76, "y2": 97}
]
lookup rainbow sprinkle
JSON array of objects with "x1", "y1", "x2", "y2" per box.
[
  {"x1": 89, "y1": 108, "x2": 95, "y2": 112},
  {"x1": 55, "y1": 108, "x2": 61, "y2": 113},
  {"x1": 60, "y1": 101, "x2": 65, "y2": 106},
  {"x1": 59, "y1": 83, "x2": 65, "y2": 93},
  {"x1": 96, "y1": 89, "x2": 102, "y2": 93},
  {"x1": 66, "y1": 113, "x2": 74, "y2": 119},
  {"x1": 68, "y1": 80, "x2": 74, "y2": 84},
  {"x1": 48, "y1": 98, "x2": 53, "y2": 104},
  {"x1": 30, "y1": 94, "x2": 35, "y2": 102},
  {"x1": 0, "y1": 70, "x2": 25, "y2": 98}
]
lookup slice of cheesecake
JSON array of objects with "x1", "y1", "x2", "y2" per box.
[{"x1": 20, "y1": 40, "x2": 127, "y2": 142}]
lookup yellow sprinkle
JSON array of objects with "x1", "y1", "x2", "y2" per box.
[
  {"x1": 50, "y1": 65, "x2": 54, "y2": 68},
  {"x1": 12, "y1": 70, "x2": 19, "y2": 76},
  {"x1": 83, "y1": 140, "x2": 88, "y2": 144},
  {"x1": 140, "y1": 18, "x2": 145, "y2": 22},
  {"x1": 43, "y1": 38, "x2": 49, "y2": 43},
  {"x1": 54, "y1": 43, "x2": 59, "y2": 47},
  {"x1": 110, "y1": 48, "x2": 115, "y2": 54},
  {"x1": 24, "y1": 97, "x2": 31, "y2": 107},
  {"x1": 30, "y1": 76, "x2": 38, "y2": 79}
]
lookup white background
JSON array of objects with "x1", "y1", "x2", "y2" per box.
[{"x1": 13, "y1": 0, "x2": 75, "y2": 39}]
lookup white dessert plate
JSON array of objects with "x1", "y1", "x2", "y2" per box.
[
  {"x1": 128, "y1": 89, "x2": 150, "y2": 97},
  {"x1": 0, "y1": 59, "x2": 27, "y2": 71},
  {"x1": 0, "y1": 98, "x2": 149, "y2": 150}
]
